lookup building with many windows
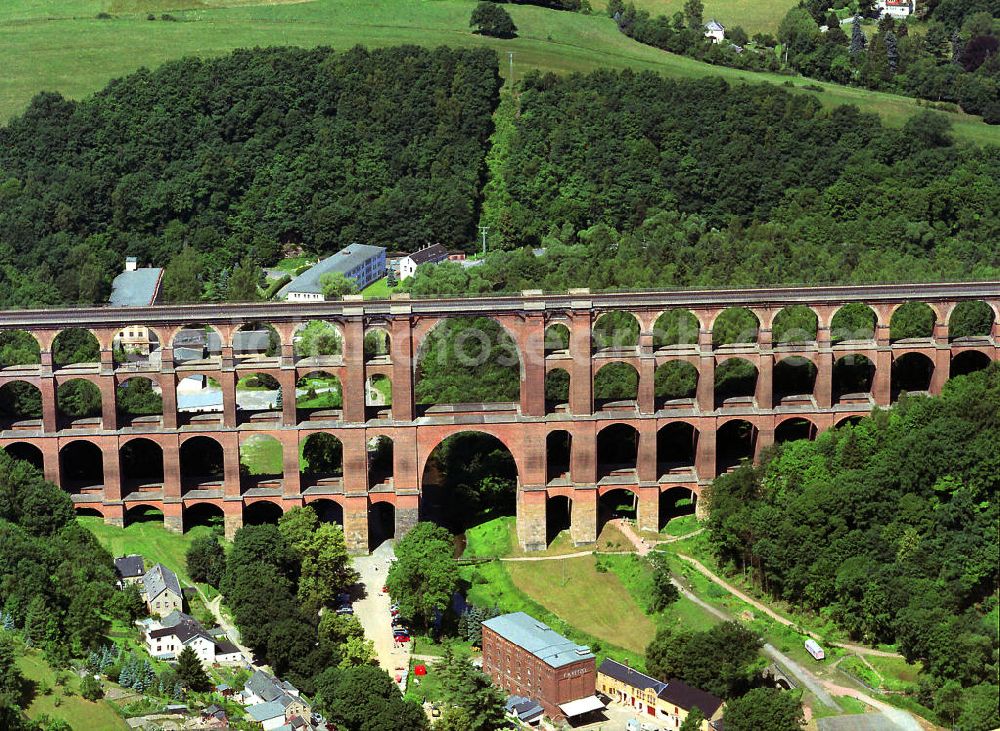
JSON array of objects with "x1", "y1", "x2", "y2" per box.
[
  {"x1": 597, "y1": 659, "x2": 724, "y2": 729},
  {"x1": 482, "y1": 612, "x2": 604, "y2": 723},
  {"x1": 278, "y1": 244, "x2": 386, "y2": 301}
]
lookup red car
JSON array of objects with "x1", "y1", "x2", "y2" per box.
[{"x1": 381, "y1": 585, "x2": 389, "y2": 594}]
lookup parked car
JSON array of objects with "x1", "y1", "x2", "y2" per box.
[{"x1": 336, "y1": 606, "x2": 354, "y2": 615}]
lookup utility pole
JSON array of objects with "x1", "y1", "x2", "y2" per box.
[{"x1": 478, "y1": 225, "x2": 490, "y2": 256}]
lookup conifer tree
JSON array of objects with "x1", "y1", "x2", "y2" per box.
[{"x1": 850, "y1": 16, "x2": 867, "y2": 59}]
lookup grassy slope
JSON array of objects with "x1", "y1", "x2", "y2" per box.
[
  {"x1": 17, "y1": 650, "x2": 129, "y2": 730},
  {"x1": 0, "y1": 0, "x2": 996, "y2": 146},
  {"x1": 78, "y1": 514, "x2": 221, "y2": 586}
]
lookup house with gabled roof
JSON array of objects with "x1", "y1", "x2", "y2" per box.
[
  {"x1": 704, "y1": 19, "x2": 726, "y2": 43},
  {"x1": 114, "y1": 554, "x2": 145, "y2": 587},
  {"x1": 399, "y1": 243, "x2": 449, "y2": 280},
  {"x1": 142, "y1": 563, "x2": 183, "y2": 617},
  {"x1": 597, "y1": 658, "x2": 723, "y2": 729}
]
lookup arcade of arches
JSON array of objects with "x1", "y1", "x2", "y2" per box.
[{"x1": 0, "y1": 286, "x2": 996, "y2": 553}]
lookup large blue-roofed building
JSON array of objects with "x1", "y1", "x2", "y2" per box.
[{"x1": 278, "y1": 244, "x2": 386, "y2": 301}]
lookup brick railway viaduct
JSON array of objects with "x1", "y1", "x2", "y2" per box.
[{"x1": 0, "y1": 282, "x2": 996, "y2": 553}]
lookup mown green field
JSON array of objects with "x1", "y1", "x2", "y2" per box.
[{"x1": 0, "y1": 0, "x2": 996, "y2": 145}]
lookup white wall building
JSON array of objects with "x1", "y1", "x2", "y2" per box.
[
  {"x1": 878, "y1": 0, "x2": 914, "y2": 18},
  {"x1": 704, "y1": 19, "x2": 725, "y2": 43}
]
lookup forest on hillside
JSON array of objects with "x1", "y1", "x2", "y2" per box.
[
  {"x1": 415, "y1": 69, "x2": 1000, "y2": 294},
  {"x1": 707, "y1": 364, "x2": 1000, "y2": 729},
  {"x1": 0, "y1": 45, "x2": 500, "y2": 307},
  {"x1": 0, "y1": 46, "x2": 997, "y2": 308}
]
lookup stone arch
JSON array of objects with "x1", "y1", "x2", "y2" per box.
[
  {"x1": 598, "y1": 487, "x2": 637, "y2": 535},
  {"x1": 244, "y1": 499, "x2": 283, "y2": 526},
  {"x1": 419, "y1": 429, "x2": 518, "y2": 532},
  {"x1": 177, "y1": 374, "x2": 223, "y2": 418},
  {"x1": 366, "y1": 374, "x2": 392, "y2": 418},
  {"x1": 414, "y1": 317, "x2": 521, "y2": 406},
  {"x1": 296, "y1": 371, "x2": 342, "y2": 417},
  {"x1": 309, "y1": 498, "x2": 344, "y2": 525},
  {"x1": 545, "y1": 368, "x2": 570, "y2": 414},
  {"x1": 235, "y1": 372, "x2": 282, "y2": 419},
  {"x1": 369, "y1": 501, "x2": 396, "y2": 551},
  {"x1": 831, "y1": 303, "x2": 876, "y2": 344},
  {"x1": 546, "y1": 430, "x2": 572, "y2": 483},
  {"x1": 654, "y1": 361, "x2": 698, "y2": 406},
  {"x1": 593, "y1": 361, "x2": 639, "y2": 410},
  {"x1": 775, "y1": 417, "x2": 818, "y2": 444},
  {"x1": 773, "y1": 356, "x2": 817, "y2": 402},
  {"x1": 836, "y1": 415, "x2": 865, "y2": 429},
  {"x1": 716, "y1": 419, "x2": 757, "y2": 474},
  {"x1": 772, "y1": 305, "x2": 818, "y2": 344},
  {"x1": 368, "y1": 435, "x2": 394, "y2": 488},
  {"x1": 951, "y1": 350, "x2": 992, "y2": 377},
  {"x1": 948, "y1": 301, "x2": 994, "y2": 340},
  {"x1": 652, "y1": 310, "x2": 700, "y2": 349},
  {"x1": 892, "y1": 352, "x2": 934, "y2": 396},
  {"x1": 120, "y1": 438, "x2": 165, "y2": 494},
  {"x1": 4, "y1": 441, "x2": 43, "y2": 470},
  {"x1": 59, "y1": 439, "x2": 104, "y2": 493},
  {"x1": 52, "y1": 328, "x2": 100, "y2": 368},
  {"x1": 833, "y1": 354, "x2": 875, "y2": 400},
  {"x1": 592, "y1": 311, "x2": 640, "y2": 353},
  {"x1": 714, "y1": 358, "x2": 758, "y2": 408},
  {"x1": 890, "y1": 302, "x2": 935, "y2": 342},
  {"x1": 179, "y1": 435, "x2": 225, "y2": 493},
  {"x1": 659, "y1": 486, "x2": 697, "y2": 529},
  {"x1": 233, "y1": 322, "x2": 280, "y2": 361},
  {"x1": 0, "y1": 381, "x2": 42, "y2": 426},
  {"x1": 184, "y1": 501, "x2": 225, "y2": 531},
  {"x1": 0, "y1": 330, "x2": 41, "y2": 368},
  {"x1": 546, "y1": 494, "x2": 572, "y2": 545},
  {"x1": 74, "y1": 506, "x2": 105, "y2": 519},
  {"x1": 712, "y1": 308, "x2": 759, "y2": 347},
  {"x1": 657, "y1": 422, "x2": 698, "y2": 478},
  {"x1": 113, "y1": 324, "x2": 161, "y2": 367},
  {"x1": 172, "y1": 324, "x2": 220, "y2": 364},
  {"x1": 239, "y1": 433, "x2": 283, "y2": 488},
  {"x1": 116, "y1": 376, "x2": 162, "y2": 421},
  {"x1": 300, "y1": 432, "x2": 344, "y2": 485},
  {"x1": 596, "y1": 422, "x2": 639, "y2": 481},
  {"x1": 293, "y1": 320, "x2": 343, "y2": 361},
  {"x1": 124, "y1": 503, "x2": 165, "y2": 527},
  {"x1": 364, "y1": 327, "x2": 392, "y2": 363},
  {"x1": 544, "y1": 323, "x2": 570, "y2": 355},
  {"x1": 56, "y1": 378, "x2": 102, "y2": 422}
]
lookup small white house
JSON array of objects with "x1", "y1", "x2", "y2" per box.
[
  {"x1": 704, "y1": 19, "x2": 725, "y2": 44},
  {"x1": 143, "y1": 612, "x2": 243, "y2": 666},
  {"x1": 878, "y1": 0, "x2": 914, "y2": 18},
  {"x1": 399, "y1": 243, "x2": 449, "y2": 281}
]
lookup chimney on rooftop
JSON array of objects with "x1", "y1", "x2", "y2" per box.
[{"x1": 125, "y1": 256, "x2": 138, "y2": 272}]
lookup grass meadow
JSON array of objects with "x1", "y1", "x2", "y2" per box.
[{"x1": 0, "y1": 0, "x2": 996, "y2": 145}]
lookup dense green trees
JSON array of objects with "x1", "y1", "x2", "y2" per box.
[
  {"x1": 471, "y1": 2, "x2": 518, "y2": 38},
  {"x1": 722, "y1": 687, "x2": 805, "y2": 731},
  {"x1": 221, "y1": 508, "x2": 358, "y2": 691},
  {"x1": 175, "y1": 646, "x2": 211, "y2": 692},
  {"x1": 314, "y1": 665, "x2": 428, "y2": 731},
  {"x1": 185, "y1": 534, "x2": 227, "y2": 587},
  {"x1": 645, "y1": 621, "x2": 764, "y2": 699},
  {"x1": 0, "y1": 45, "x2": 501, "y2": 306},
  {"x1": 386, "y1": 522, "x2": 460, "y2": 629},
  {"x1": 435, "y1": 645, "x2": 508, "y2": 731},
  {"x1": 707, "y1": 364, "x2": 1000, "y2": 723}
]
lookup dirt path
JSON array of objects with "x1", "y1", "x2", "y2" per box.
[
  {"x1": 202, "y1": 591, "x2": 257, "y2": 664},
  {"x1": 677, "y1": 554, "x2": 904, "y2": 659},
  {"x1": 500, "y1": 550, "x2": 593, "y2": 562},
  {"x1": 611, "y1": 518, "x2": 652, "y2": 556}
]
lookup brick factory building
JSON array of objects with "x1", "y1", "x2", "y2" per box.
[{"x1": 482, "y1": 612, "x2": 605, "y2": 723}]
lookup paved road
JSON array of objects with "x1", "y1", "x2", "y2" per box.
[{"x1": 352, "y1": 542, "x2": 411, "y2": 686}]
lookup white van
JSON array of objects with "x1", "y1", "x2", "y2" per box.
[{"x1": 805, "y1": 638, "x2": 825, "y2": 660}]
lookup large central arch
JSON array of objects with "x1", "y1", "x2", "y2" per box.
[{"x1": 418, "y1": 428, "x2": 520, "y2": 533}]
